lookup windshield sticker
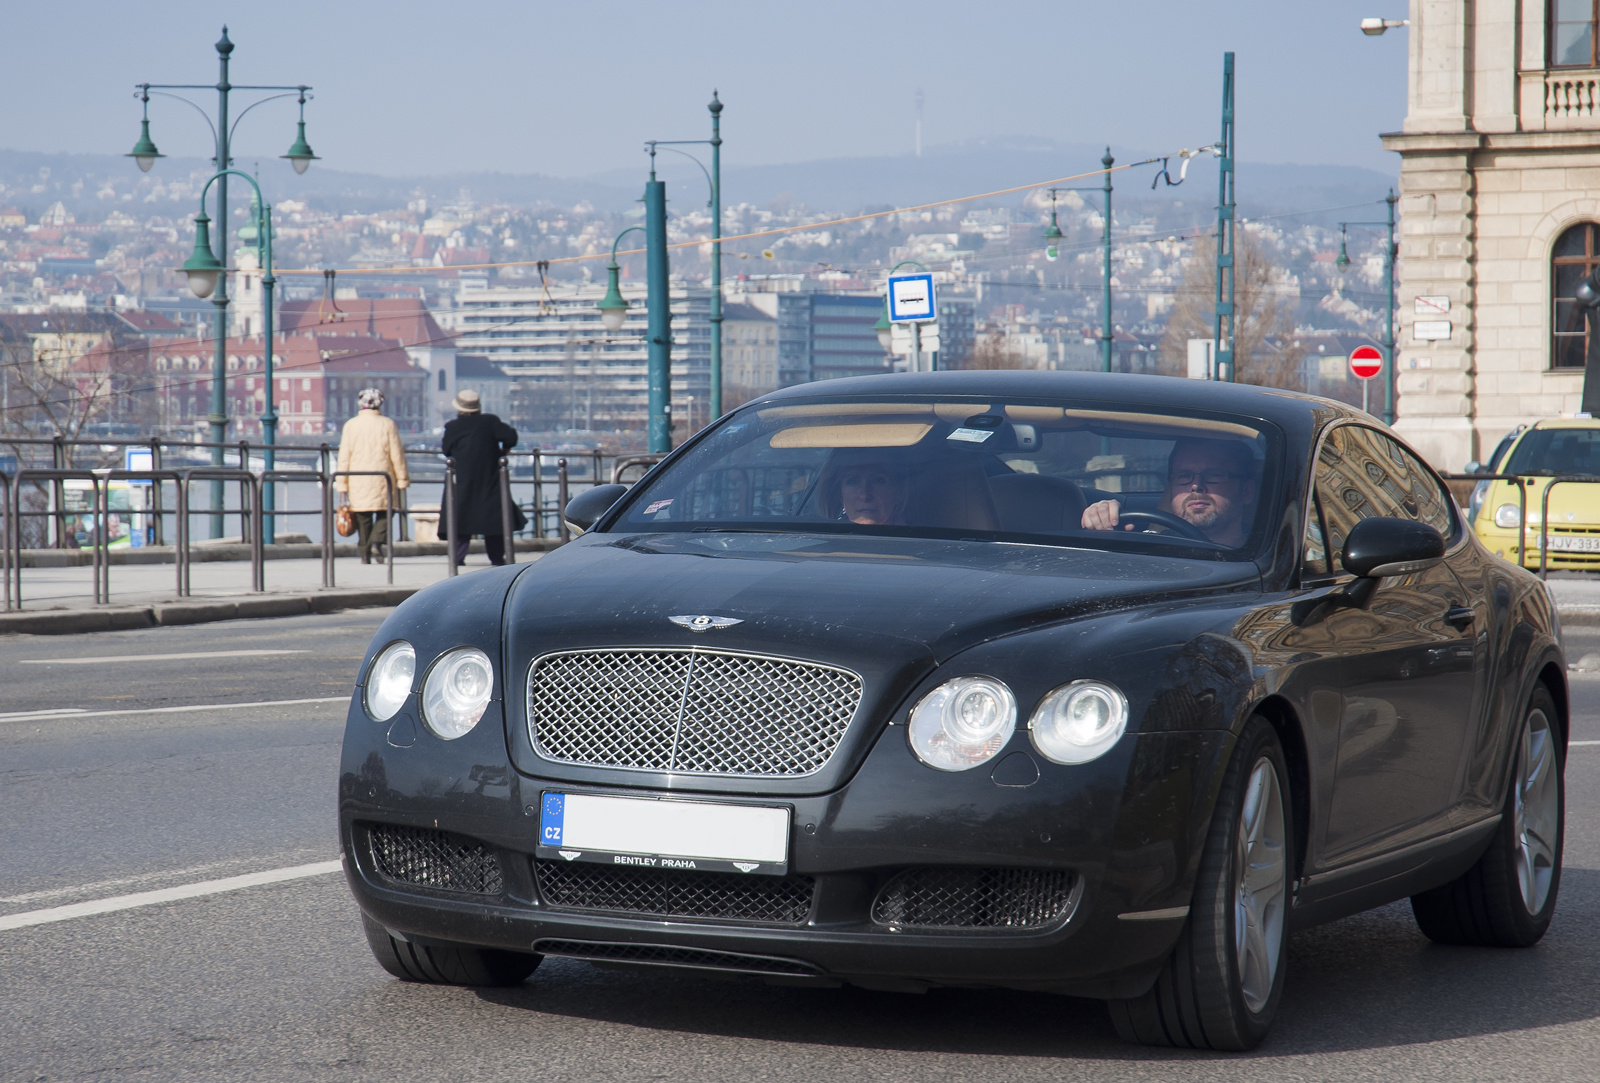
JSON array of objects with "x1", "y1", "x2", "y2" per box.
[
  {"x1": 948, "y1": 427, "x2": 996, "y2": 443},
  {"x1": 644, "y1": 499, "x2": 674, "y2": 514}
]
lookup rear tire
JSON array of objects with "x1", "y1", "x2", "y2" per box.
[
  {"x1": 1107, "y1": 716, "x2": 1292, "y2": 1050},
  {"x1": 1410, "y1": 684, "x2": 1563, "y2": 947},
  {"x1": 361, "y1": 913, "x2": 541, "y2": 986}
]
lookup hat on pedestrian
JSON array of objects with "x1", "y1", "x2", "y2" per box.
[
  {"x1": 358, "y1": 387, "x2": 385, "y2": 411},
  {"x1": 453, "y1": 389, "x2": 482, "y2": 413}
]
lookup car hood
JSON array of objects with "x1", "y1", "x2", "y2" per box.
[{"x1": 505, "y1": 531, "x2": 1261, "y2": 665}]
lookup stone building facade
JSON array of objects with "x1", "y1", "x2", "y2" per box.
[{"x1": 1385, "y1": 0, "x2": 1600, "y2": 469}]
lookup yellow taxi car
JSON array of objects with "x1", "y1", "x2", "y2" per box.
[{"x1": 1471, "y1": 418, "x2": 1600, "y2": 569}]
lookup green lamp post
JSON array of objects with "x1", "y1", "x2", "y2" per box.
[
  {"x1": 1043, "y1": 189, "x2": 1063, "y2": 262},
  {"x1": 645, "y1": 92, "x2": 726, "y2": 419},
  {"x1": 181, "y1": 169, "x2": 282, "y2": 542},
  {"x1": 128, "y1": 27, "x2": 313, "y2": 537},
  {"x1": 1043, "y1": 153, "x2": 1116, "y2": 372}
]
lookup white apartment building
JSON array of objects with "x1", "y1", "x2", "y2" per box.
[
  {"x1": 442, "y1": 279, "x2": 710, "y2": 435},
  {"x1": 1384, "y1": 0, "x2": 1600, "y2": 468}
]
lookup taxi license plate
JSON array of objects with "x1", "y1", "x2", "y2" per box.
[{"x1": 537, "y1": 792, "x2": 790, "y2": 875}]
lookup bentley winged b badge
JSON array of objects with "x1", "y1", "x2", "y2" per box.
[{"x1": 669, "y1": 614, "x2": 744, "y2": 632}]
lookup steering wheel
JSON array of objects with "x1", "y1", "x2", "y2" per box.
[{"x1": 1116, "y1": 508, "x2": 1212, "y2": 542}]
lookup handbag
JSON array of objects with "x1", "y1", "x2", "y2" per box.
[{"x1": 336, "y1": 504, "x2": 356, "y2": 537}]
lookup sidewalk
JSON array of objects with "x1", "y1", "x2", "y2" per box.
[
  {"x1": 0, "y1": 545, "x2": 547, "y2": 635},
  {"x1": 5, "y1": 551, "x2": 1599, "y2": 636}
]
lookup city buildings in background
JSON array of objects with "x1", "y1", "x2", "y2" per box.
[{"x1": 0, "y1": 130, "x2": 1407, "y2": 451}]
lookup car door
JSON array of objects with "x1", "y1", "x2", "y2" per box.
[{"x1": 1309, "y1": 424, "x2": 1479, "y2": 865}]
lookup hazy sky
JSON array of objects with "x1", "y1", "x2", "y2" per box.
[{"x1": 2, "y1": 1, "x2": 1409, "y2": 178}]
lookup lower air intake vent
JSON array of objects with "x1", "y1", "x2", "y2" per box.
[
  {"x1": 368, "y1": 823, "x2": 503, "y2": 895},
  {"x1": 535, "y1": 859, "x2": 814, "y2": 924},
  {"x1": 871, "y1": 866, "x2": 1078, "y2": 930},
  {"x1": 533, "y1": 939, "x2": 821, "y2": 977}
]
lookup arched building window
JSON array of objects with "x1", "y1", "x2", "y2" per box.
[{"x1": 1552, "y1": 222, "x2": 1600, "y2": 368}]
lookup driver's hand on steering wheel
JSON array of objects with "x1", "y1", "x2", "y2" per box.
[{"x1": 1081, "y1": 499, "x2": 1133, "y2": 531}]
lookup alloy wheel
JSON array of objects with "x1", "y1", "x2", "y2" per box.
[
  {"x1": 1234, "y1": 757, "x2": 1287, "y2": 1014},
  {"x1": 1514, "y1": 708, "x2": 1559, "y2": 915}
]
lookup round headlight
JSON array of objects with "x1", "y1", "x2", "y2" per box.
[
  {"x1": 1494, "y1": 503, "x2": 1522, "y2": 529},
  {"x1": 421, "y1": 647, "x2": 494, "y2": 740},
  {"x1": 364, "y1": 640, "x2": 415, "y2": 722},
  {"x1": 1029, "y1": 680, "x2": 1128, "y2": 765},
  {"x1": 908, "y1": 676, "x2": 1016, "y2": 771}
]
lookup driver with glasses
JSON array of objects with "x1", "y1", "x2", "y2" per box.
[{"x1": 1080, "y1": 438, "x2": 1258, "y2": 547}]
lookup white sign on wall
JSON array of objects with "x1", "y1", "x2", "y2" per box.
[
  {"x1": 1415, "y1": 295, "x2": 1451, "y2": 315},
  {"x1": 1413, "y1": 320, "x2": 1452, "y2": 341}
]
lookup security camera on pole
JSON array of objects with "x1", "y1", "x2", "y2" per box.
[{"x1": 886, "y1": 264, "x2": 939, "y2": 372}]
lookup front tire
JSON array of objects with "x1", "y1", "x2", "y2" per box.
[
  {"x1": 1410, "y1": 684, "x2": 1564, "y2": 947},
  {"x1": 361, "y1": 913, "x2": 542, "y2": 986},
  {"x1": 1108, "y1": 716, "x2": 1292, "y2": 1050}
]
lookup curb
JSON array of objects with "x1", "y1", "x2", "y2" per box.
[
  {"x1": 0, "y1": 587, "x2": 418, "y2": 636},
  {"x1": 1558, "y1": 605, "x2": 1600, "y2": 627}
]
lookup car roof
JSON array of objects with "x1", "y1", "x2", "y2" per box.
[
  {"x1": 751, "y1": 370, "x2": 1364, "y2": 431},
  {"x1": 1530, "y1": 417, "x2": 1600, "y2": 430}
]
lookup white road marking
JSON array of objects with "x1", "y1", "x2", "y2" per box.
[
  {"x1": 0, "y1": 707, "x2": 87, "y2": 720},
  {"x1": 17, "y1": 649, "x2": 310, "y2": 665},
  {"x1": 1571, "y1": 740, "x2": 1600, "y2": 746},
  {"x1": 0, "y1": 857, "x2": 271, "y2": 905},
  {"x1": 0, "y1": 696, "x2": 346, "y2": 725},
  {"x1": 0, "y1": 860, "x2": 343, "y2": 931}
]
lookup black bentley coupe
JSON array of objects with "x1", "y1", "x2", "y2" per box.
[{"x1": 340, "y1": 371, "x2": 1565, "y2": 1050}]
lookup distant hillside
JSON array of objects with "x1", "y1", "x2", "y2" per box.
[{"x1": 0, "y1": 136, "x2": 1396, "y2": 227}]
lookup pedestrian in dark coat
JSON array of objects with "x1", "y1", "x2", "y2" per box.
[{"x1": 441, "y1": 389, "x2": 526, "y2": 566}]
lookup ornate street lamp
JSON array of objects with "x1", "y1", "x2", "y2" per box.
[
  {"x1": 127, "y1": 87, "x2": 164, "y2": 173},
  {"x1": 281, "y1": 88, "x2": 319, "y2": 174},
  {"x1": 181, "y1": 211, "x2": 225, "y2": 298},
  {"x1": 1043, "y1": 188, "x2": 1063, "y2": 262},
  {"x1": 597, "y1": 225, "x2": 645, "y2": 332}
]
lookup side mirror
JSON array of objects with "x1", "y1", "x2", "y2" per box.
[
  {"x1": 563, "y1": 483, "x2": 629, "y2": 534},
  {"x1": 1342, "y1": 516, "x2": 1445, "y2": 579}
]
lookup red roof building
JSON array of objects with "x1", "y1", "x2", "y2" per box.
[{"x1": 75, "y1": 332, "x2": 429, "y2": 438}]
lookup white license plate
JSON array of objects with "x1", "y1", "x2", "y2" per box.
[
  {"x1": 537, "y1": 792, "x2": 790, "y2": 875},
  {"x1": 1546, "y1": 535, "x2": 1600, "y2": 552}
]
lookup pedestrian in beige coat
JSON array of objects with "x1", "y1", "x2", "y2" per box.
[{"x1": 335, "y1": 388, "x2": 410, "y2": 563}]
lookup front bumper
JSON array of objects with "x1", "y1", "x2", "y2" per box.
[{"x1": 339, "y1": 698, "x2": 1230, "y2": 999}]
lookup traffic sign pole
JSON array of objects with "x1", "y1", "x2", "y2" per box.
[{"x1": 1349, "y1": 344, "x2": 1384, "y2": 417}]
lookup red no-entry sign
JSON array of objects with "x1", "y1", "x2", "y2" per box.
[{"x1": 1349, "y1": 345, "x2": 1384, "y2": 380}]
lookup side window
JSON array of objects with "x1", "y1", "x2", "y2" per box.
[{"x1": 1313, "y1": 425, "x2": 1456, "y2": 565}]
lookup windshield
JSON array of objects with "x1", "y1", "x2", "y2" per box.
[
  {"x1": 612, "y1": 396, "x2": 1280, "y2": 560},
  {"x1": 1503, "y1": 427, "x2": 1600, "y2": 476}
]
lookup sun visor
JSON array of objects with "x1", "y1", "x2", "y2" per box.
[{"x1": 770, "y1": 423, "x2": 934, "y2": 449}]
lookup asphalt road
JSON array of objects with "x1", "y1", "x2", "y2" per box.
[{"x1": 4, "y1": 613, "x2": 1600, "y2": 1082}]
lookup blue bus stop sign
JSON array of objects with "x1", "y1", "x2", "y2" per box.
[{"x1": 887, "y1": 273, "x2": 936, "y2": 322}]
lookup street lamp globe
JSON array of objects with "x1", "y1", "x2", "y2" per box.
[
  {"x1": 1044, "y1": 216, "x2": 1063, "y2": 262},
  {"x1": 282, "y1": 120, "x2": 318, "y2": 175},
  {"x1": 181, "y1": 211, "x2": 226, "y2": 298},
  {"x1": 128, "y1": 118, "x2": 164, "y2": 173},
  {"x1": 874, "y1": 304, "x2": 893, "y2": 350},
  {"x1": 597, "y1": 261, "x2": 629, "y2": 332}
]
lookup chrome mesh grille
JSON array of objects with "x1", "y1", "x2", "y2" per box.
[
  {"x1": 368, "y1": 823, "x2": 504, "y2": 895},
  {"x1": 535, "y1": 859, "x2": 815, "y2": 924},
  {"x1": 527, "y1": 647, "x2": 862, "y2": 776},
  {"x1": 871, "y1": 867, "x2": 1078, "y2": 930}
]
